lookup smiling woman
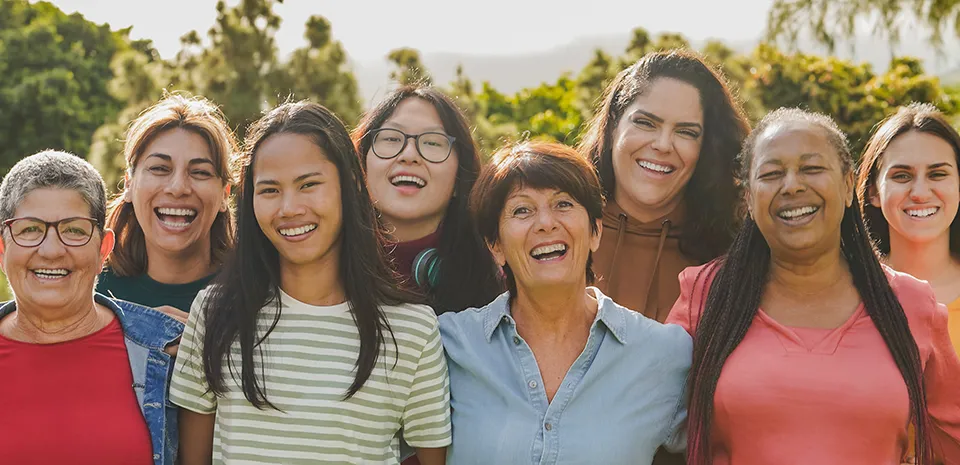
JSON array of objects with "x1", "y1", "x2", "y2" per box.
[{"x1": 97, "y1": 94, "x2": 237, "y2": 315}]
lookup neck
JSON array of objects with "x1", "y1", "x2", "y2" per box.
[
  {"x1": 613, "y1": 191, "x2": 681, "y2": 224},
  {"x1": 887, "y1": 231, "x2": 955, "y2": 282},
  {"x1": 511, "y1": 281, "x2": 597, "y2": 339},
  {"x1": 768, "y1": 246, "x2": 851, "y2": 297},
  {"x1": 383, "y1": 215, "x2": 442, "y2": 243},
  {"x1": 280, "y1": 247, "x2": 347, "y2": 307},
  {"x1": 7, "y1": 298, "x2": 105, "y2": 344},
  {"x1": 145, "y1": 240, "x2": 215, "y2": 284}
]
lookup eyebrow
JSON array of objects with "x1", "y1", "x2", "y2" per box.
[
  {"x1": 255, "y1": 172, "x2": 325, "y2": 186},
  {"x1": 381, "y1": 122, "x2": 447, "y2": 133},
  {"x1": 146, "y1": 153, "x2": 216, "y2": 166},
  {"x1": 632, "y1": 109, "x2": 703, "y2": 131},
  {"x1": 890, "y1": 162, "x2": 954, "y2": 170}
]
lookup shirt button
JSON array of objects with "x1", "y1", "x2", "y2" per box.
[
  {"x1": 528, "y1": 380, "x2": 538, "y2": 388},
  {"x1": 545, "y1": 423, "x2": 553, "y2": 431},
  {"x1": 513, "y1": 336, "x2": 521, "y2": 345}
]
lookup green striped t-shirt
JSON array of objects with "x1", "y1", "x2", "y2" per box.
[{"x1": 169, "y1": 288, "x2": 451, "y2": 464}]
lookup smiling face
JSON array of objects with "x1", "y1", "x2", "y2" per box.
[
  {"x1": 610, "y1": 78, "x2": 704, "y2": 221},
  {"x1": 127, "y1": 127, "x2": 228, "y2": 260},
  {"x1": 748, "y1": 122, "x2": 853, "y2": 258},
  {"x1": 871, "y1": 131, "x2": 960, "y2": 247},
  {"x1": 364, "y1": 97, "x2": 459, "y2": 240},
  {"x1": 0, "y1": 188, "x2": 114, "y2": 313},
  {"x1": 489, "y1": 186, "x2": 601, "y2": 292},
  {"x1": 253, "y1": 133, "x2": 343, "y2": 273}
]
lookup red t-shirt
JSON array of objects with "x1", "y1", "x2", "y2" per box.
[{"x1": 0, "y1": 317, "x2": 154, "y2": 465}]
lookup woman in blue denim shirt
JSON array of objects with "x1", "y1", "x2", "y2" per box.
[
  {"x1": 0, "y1": 151, "x2": 183, "y2": 465},
  {"x1": 439, "y1": 142, "x2": 692, "y2": 465}
]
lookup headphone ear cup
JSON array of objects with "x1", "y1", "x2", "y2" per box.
[{"x1": 412, "y1": 248, "x2": 441, "y2": 289}]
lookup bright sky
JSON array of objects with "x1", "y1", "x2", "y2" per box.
[{"x1": 45, "y1": 0, "x2": 776, "y2": 61}]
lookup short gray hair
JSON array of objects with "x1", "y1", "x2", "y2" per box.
[{"x1": 0, "y1": 150, "x2": 108, "y2": 227}]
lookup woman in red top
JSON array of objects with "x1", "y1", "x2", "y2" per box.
[{"x1": 666, "y1": 108, "x2": 960, "y2": 464}]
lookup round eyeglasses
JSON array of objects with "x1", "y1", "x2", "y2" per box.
[
  {"x1": 369, "y1": 128, "x2": 456, "y2": 164},
  {"x1": 2, "y1": 217, "x2": 99, "y2": 248}
]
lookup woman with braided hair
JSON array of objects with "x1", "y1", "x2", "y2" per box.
[{"x1": 666, "y1": 108, "x2": 960, "y2": 464}]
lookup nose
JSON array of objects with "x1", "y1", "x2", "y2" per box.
[
  {"x1": 163, "y1": 170, "x2": 193, "y2": 197},
  {"x1": 533, "y1": 207, "x2": 560, "y2": 233},
  {"x1": 395, "y1": 135, "x2": 421, "y2": 164},
  {"x1": 36, "y1": 227, "x2": 67, "y2": 258},
  {"x1": 650, "y1": 127, "x2": 673, "y2": 153},
  {"x1": 781, "y1": 169, "x2": 805, "y2": 195},
  {"x1": 909, "y1": 178, "x2": 934, "y2": 202},
  {"x1": 278, "y1": 191, "x2": 307, "y2": 218}
]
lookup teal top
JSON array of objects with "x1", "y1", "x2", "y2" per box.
[{"x1": 96, "y1": 267, "x2": 216, "y2": 312}]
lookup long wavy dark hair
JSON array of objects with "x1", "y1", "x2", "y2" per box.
[
  {"x1": 686, "y1": 108, "x2": 931, "y2": 464},
  {"x1": 857, "y1": 102, "x2": 960, "y2": 256},
  {"x1": 201, "y1": 101, "x2": 415, "y2": 407},
  {"x1": 353, "y1": 85, "x2": 504, "y2": 313},
  {"x1": 578, "y1": 50, "x2": 750, "y2": 263}
]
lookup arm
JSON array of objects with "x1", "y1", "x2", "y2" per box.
[
  {"x1": 416, "y1": 447, "x2": 447, "y2": 465},
  {"x1": 923, "y1": 303, "x2": 960, "y2": 464},
  {"x1": 401, "y1": 313, "x2": 453, "y2": 454},
  {"x1": 177, "y1": 409, "x2": 215, "y2": 465}
]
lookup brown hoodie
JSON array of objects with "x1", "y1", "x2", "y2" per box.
[{"x1": 592, "y1": 200, "x2": 697, "y2": 323}]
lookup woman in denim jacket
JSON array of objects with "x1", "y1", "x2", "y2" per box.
[{"x1": 0, "y1": 150, "x2": 184, "y2": 465}]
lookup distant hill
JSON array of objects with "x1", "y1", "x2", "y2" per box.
[{"x1": 353, "y1": 33, "x2": 960, "y2": 105}]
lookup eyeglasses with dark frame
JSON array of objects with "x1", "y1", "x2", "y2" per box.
[
  {"x1": 1, "y1": 217, "x2": 100, "y2": 248},
  {"x1": 368, "y1": 128, "x2": 456, "y2": 164}
]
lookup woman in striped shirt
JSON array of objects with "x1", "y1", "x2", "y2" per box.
[{"x1": 171, "y1": 101, "x2": 452, "y2": 465}]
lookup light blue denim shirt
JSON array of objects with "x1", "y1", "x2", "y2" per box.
[
  {"x1": 438, "y1": 287, "x2": 691, "y2": 465},
  {"x1": 0, "y1": 293, "x2": 184, "y2": 465}
]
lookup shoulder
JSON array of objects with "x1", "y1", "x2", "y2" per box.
[
  {"x1": 101, "y1": 294, "x2": 184, "y2": 348},
  {"x1": 439, "y1": 292, "x2": 509, "y2": 338},
  {"x1": 599, "y1": 289, "x2": 693, "y2": 356},
  {"x1": 381, "y1": 302, "x2": 440, "y2": 339},
  {"x1": 883, "y1": 265, "x2": 943, "y2": 332}
]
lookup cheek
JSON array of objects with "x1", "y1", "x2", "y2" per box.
[{"x1": 677, "y1": 140, "x2": 702, "y2": 170}]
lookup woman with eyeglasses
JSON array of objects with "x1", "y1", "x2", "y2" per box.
[
  {"x1": 353, "y1": 86, "x2": 503, "y2": 315},
  {"x1": 0, "y1": 151, "x2": 184, "y2": 465}
]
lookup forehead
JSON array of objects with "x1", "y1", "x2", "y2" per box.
[
  {"x1": 141, "y1": 127, "x2": 214, "y2": 163},
  {"x1": 253, "y1": 133, "x2": 335, "y2": 178},
  {"x1": 752, "y1": 122, "x2": 838, "y2": 167},
  {"x1": 14, "y1": 188, "x2": 92, "y2": 219},
  {"x1": 622, "y1": 78, "x2": 703, "y2": 122},
  {"x1": 879, "y1": 130, "x2": 958, "y2": 170},
  {"x1": 382, "y1": 98, "x2": 445, "y2": 131}
]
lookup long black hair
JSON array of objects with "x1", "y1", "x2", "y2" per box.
[
  {"x1": 687, "y1": 108, "x2": 931, "y2": 464},
  {"x1": 578, "y1": 49, "x2": 750, "y2": 263},
  {"x1": 353, "y1": 85, "x2": 504, "y2": 313},
  {"x1": 201, "y1": 101, "x2": 415, "y2": 407}
]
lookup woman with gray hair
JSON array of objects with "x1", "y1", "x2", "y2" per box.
[{"x1": 0, "y1": 150, "x2": 184, "y2": 465}]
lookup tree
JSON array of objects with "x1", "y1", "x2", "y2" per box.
[
  {"x1": 388, "y1": 47, "x2": 432, "y2": 86},
  {"x1": 765, "y1": 0, "x2": 960, "y2": 51},
  {"x1": 0, "y1": 0, "x2": 123, "y2": 174}
]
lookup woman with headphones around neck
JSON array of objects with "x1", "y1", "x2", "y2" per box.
[{"x1": 353, "y1": 85, "x2": 503, "y2": 315}]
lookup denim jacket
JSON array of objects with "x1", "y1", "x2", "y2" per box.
[{"x1": 0, "y1": 293, "x2": 185, "y2": 465}]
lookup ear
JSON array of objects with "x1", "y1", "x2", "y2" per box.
[
  {"x1": 220, "y1": 184, "x2": 232, "y2": 213},
  {"x1": 99, "y1": 229, "x2": 116, "y2": 265},
  {"x1": 867, "y1": 183, "x2": 881, "y2": 209},
  {"x1": 590, "y1": 218, "x2": 603, "y2": 253},
  {"x1": 123, "y1": 172, "x2": 133, "y2": 203},
  {"x1": 844, "y1": 170, "x2": 856, "y2": 208},
  {"x1": 487, "y1": 239, "x2": 506, "y2": 267}
]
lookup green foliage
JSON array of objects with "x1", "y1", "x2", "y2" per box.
[
  {"x1": 765, "y1": 0, "x2": 960, "y2": 50},
  {"x1": 0, "y1": 0, "x2": 122, "y2": 173},
  {"x1": 388, "y1": 47, "x2": 433, "y2": 86}
]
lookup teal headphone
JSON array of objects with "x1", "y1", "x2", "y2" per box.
[{"x1": 412, "y1": 248, "x2": 441, "y2": 289}]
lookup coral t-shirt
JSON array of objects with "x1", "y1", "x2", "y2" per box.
[
  {"x1": 0, "y1": 317, "x2": 154, "y2": 465},
  {"x1": 666, "y1": 264, "x2": 960, "y2": 465}
]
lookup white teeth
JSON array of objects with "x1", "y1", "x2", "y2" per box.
[
  {"x1": 531, "y1": 243, "x2": 567, "y2": 258},
  {"x1": 390, "y1": 175, "x2": 426, "y2": 187},
  {"x1": 34, "y1": 268, "x2": 68, "y2": 277},
  {"x1": 638, "y1": 160, "x2": 674, "y2": 173},
  {"x1": 279, "y1": 224, "x2": 318, "y2": 237},
  {"x1": 906, "y1": 207, "x2": 938, "y2": 218},
  {"x1": 157, "y1": 207, "x2": 197, "y2": 217},
  {"x1": 778, "y1": 206, "x2": 819, "y2": 219}
]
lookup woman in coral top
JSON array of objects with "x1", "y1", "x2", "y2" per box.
[
  {"x1": 666, "y1": 108, "x2": 960, "y2": 465},
  {"x1": 857, "y1": 103, "x2": 960, "y2": 356}
]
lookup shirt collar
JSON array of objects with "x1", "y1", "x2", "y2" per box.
[{"x1": 481, "y1": 287, "x2": 628, "y2": 344}]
